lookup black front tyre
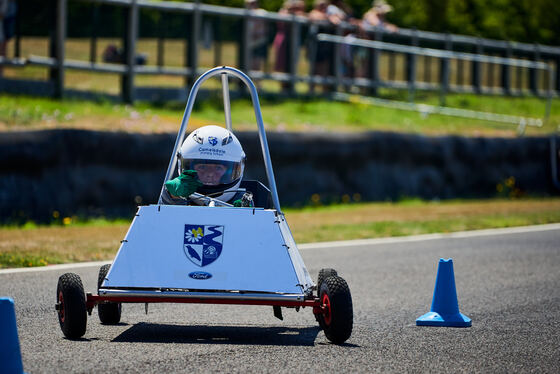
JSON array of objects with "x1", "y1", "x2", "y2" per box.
[
  {"x1": 56, "y1": 273, "x2": 87, "y2": 339},
  {"x1": 317, "y1": 275, "x2": 353, "y2": 344},
  {"x1": 97, "y1": 264, "x2": 122, "y2": 325}
]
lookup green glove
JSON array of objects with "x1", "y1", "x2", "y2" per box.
[
  {"x1": 165, "y1": 170, "x2": 203, "y2": 198},
  {"x1": 233, "y1": 192, "x2": 254, "y2": 208}
]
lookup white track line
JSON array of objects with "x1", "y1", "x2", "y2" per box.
[
  {"x1": 1, "y1": 223, "x2": 559, "y2": 275},
  {"x1": 0, "y1": 260, "x2": 109, "y2": 275},
  {"x1": 299, "y1": 222, "x2": 560, "y2": 250}
]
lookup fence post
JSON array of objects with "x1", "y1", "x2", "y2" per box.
[
  {"x1": 235, "y1": 9, "x2": 250, "y2": 92},
  {"x1": 90, "y1": 3, "x2": 99, "y2": 63},
  {"x1": 52, "y1": 0, "x2": 66, "y2": 99},
  {"x1": 243, "y1": 8, "x2": 251, "y2": 73},
  {"x1": 121, "y1": 0, "x2": 138, "y2": 103},
  {"x1": 14, "y1": 0, "x2": 21, "y2": 58},
  {"x1": 423, "y1": 55, "x2": 431, "y2": 84},
  {"x1": 334, "y1": 24, "x2": 344, "y2": 91},
  {"x1": 457, "y1": 57, "x2": 463, "y2": 87},
  {"x1": 487, "y1": 51, "x2": 495, "y2": 92},
  {"x1": 49, "y1": 1, "x2": 56, "y2": 86},
  {"x1": 439, "y1": 33, "x2": 451, "y2": 106},
  {"x1": 368, "y1": 30, "x2": 381, "y2": 96},
  {"x1": 501, "y1": 41, "x2": 512, "y2": 95},
  {"x1": 406, "y1": 29, "x2": 418, "y2": 102},
  {"x1": 287, "y1": 15, "x2": 300, "y2": 94},
  {"x1": 307, "y1": 24, "x2": 318, "y2": 95},
  {"x1": 456, "y1": 41, "x2": 465, "y2": 88},
  {"x1": 556, "y1": 56, "x2": 560, "y2": 94},
  {"x1": 388, "y1": 47, "x2": 396, "y2": 81},
  {"x1": 186, "y1": 1, "x2": 201, "y2": 89},
  {"x1": 546, "y1": 66, "x2": 554, "y2": 120},
  {"x1": 529, "y1": 43, "x2": 540, "y2": 95},
  {"x1": 471, "y1": 38, "x2": 482, "y2": 94},
  {"x1": 157, "y1": 14, "x2": 165, "y2": 67},
  {"x1": 213, "y1": 17, "x2": 222, "y2": 67},
  {"x1": 516, "y1": 51, "x2": 523, "y2": 93}
]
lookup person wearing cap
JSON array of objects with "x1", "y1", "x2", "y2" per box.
[
  {"x1": 362, "y1": 0, "x2": 398, "y2": 32},
  {"x1": 326, "y1": 0, "x2": 354, "y2": 25}
]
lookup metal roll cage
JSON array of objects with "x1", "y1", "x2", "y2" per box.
[{"x1": 158, "y1": 66, "x2": 282, "y2": 213}]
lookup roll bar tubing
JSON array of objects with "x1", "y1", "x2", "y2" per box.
[{"x1": 158, "y1": 66, "x2": 282, "y2": 212}]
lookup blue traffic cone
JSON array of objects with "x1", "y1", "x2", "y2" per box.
[
  {"x1": 416, "y1": 258, "x2": 471, "y2": 327},
  {"x1": 0, "y1": 297, "x2": 24, "y2": 373}
]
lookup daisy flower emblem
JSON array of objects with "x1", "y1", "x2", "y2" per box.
[{"x1": 185, "y1": 226, "x2": 203, "y2": 243}]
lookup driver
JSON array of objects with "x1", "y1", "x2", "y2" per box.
[{"x1": 160, "y1": 125, "x2": 253, "y2": 207}]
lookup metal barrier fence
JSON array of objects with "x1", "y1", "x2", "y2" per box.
[
  {"x1": 317, "y1": 33, "x2": 553, "y2": 128},
  {"x1": 1, "y1": 0, "x2": 559, "y2": 106}
]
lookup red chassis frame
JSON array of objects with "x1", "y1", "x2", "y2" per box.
[{"x1": 86, "y1": 293, "x2": 325, "y2": 316}]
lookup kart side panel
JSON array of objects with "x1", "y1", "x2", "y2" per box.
[
  {"x1": 277, "y1": 214, "x2": 314, "y2": 291},
  {"x1": 103, "y1": 205, "x2": 303, "y2": 295}
]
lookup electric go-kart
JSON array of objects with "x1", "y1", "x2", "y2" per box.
[{"x1": 55, "y1": 66, "x2": 353, "y2": 344}]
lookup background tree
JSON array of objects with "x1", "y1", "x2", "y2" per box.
[{"x1": 16, "y1": 0, "x2": 560, "y2": 45}]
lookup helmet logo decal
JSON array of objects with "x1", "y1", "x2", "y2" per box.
[
  {"x1": 183, "y1": 224, "x2": 224, "y2": 267},
  {"x1": 222, "y1": 135, "x2": 233, "y2": 146},
  {"x1": 208, "y1": 136, "x2": 218, "y2": 146},
  {"x1": 193, "y1": 132, "x2": 203, "y2": 144},
  {"x1": 198, "y1": 147, "x2": 226, "y2": 157}
]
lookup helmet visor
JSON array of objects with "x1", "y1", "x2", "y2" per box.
[{"x1": 183, "y1": 159, "x2": 243, "y2": 186}]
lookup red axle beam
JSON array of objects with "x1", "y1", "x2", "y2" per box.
[{"x1": 87, "y1": 294, "x2": 322, "y2": 311}]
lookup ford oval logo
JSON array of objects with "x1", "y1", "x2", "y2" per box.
[{"x1": 188, "y1": 271, "x2": 212, "y2": 280}]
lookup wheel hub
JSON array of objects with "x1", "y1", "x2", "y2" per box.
[
  {"x1": 321, "y1": 293, "x2": 332, "y2": 325},
  {"x1": 57, "y1": 291, "x2": 65, "y2": 323}
]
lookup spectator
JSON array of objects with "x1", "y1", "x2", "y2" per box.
[
  {"x1": 362, "y1": 0, "x2": 398, "y2": 33},
  {"x1": 102, "y1": 44, "x2": 147, "y2": 65},
  {"x1": 326, "y1": 0, "x2": 353, "y2": 24},
  {"x1": 309, "y1": 0, "x2": 329, "y2": 23},
  {"x1": 326, "y1": 1, "x2": 358, "y2": 84},
  {"x1": 291, "y1": 0, "x2": 306, "y2": 17},
  {"x1": 272, "y1": 0, "x2": 305, "y2": 91},
  {"x1": 308, "y1": 0, "x2": 332, "y2": 91},
  {"x1": 272, "y1": 0, "x2": 290, "y2": 75},
  {"x1": 245, "y1": 0, "x2": 269, "y2": 72},
  {"x1": 355, "y1": 0, "x2": 398, "y2": 83}
]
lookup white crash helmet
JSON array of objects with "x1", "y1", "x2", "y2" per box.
[{"x1": 178, "y1": 125, "x2": 246, "y2": 202}]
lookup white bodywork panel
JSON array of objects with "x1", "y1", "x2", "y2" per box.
[{"x1": 103, "y1": 205, "x2": 314, "y2": 296}]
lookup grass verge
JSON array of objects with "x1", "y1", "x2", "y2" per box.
[
  {"x1": 1, "y1": 92, "x2": 558, "y2": 136},
  {"x1": 1, "y1": 198, "x2": 559, "y2": 268}
]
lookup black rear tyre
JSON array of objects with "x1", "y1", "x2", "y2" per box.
[
  {"x1": 315, "y1": 268, "x2": 339, "y2": 323},
  {"x1": 56, "y1": 273, "x2": 87, "y2": 339},
  {"x1": 317, "y1": 275, "x2": 353, "y2": 344},
  {"x1": 97, "y1": 264, "x2": 122, "y2": 325},
  {"x1": 317, "y1": 268, "x2": 338, "y2": 294}
]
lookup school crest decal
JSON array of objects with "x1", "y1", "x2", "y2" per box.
[
  {"x1": 183, "y1": 224, "x2": 224, "y2": 267},
  {"x1": 208, "y1": 136, "x2": 218, "y2": 146}
]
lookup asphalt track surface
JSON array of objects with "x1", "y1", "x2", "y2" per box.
[{"x1": 1, "y1": 224, "x2": 559, "y2": 373}]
